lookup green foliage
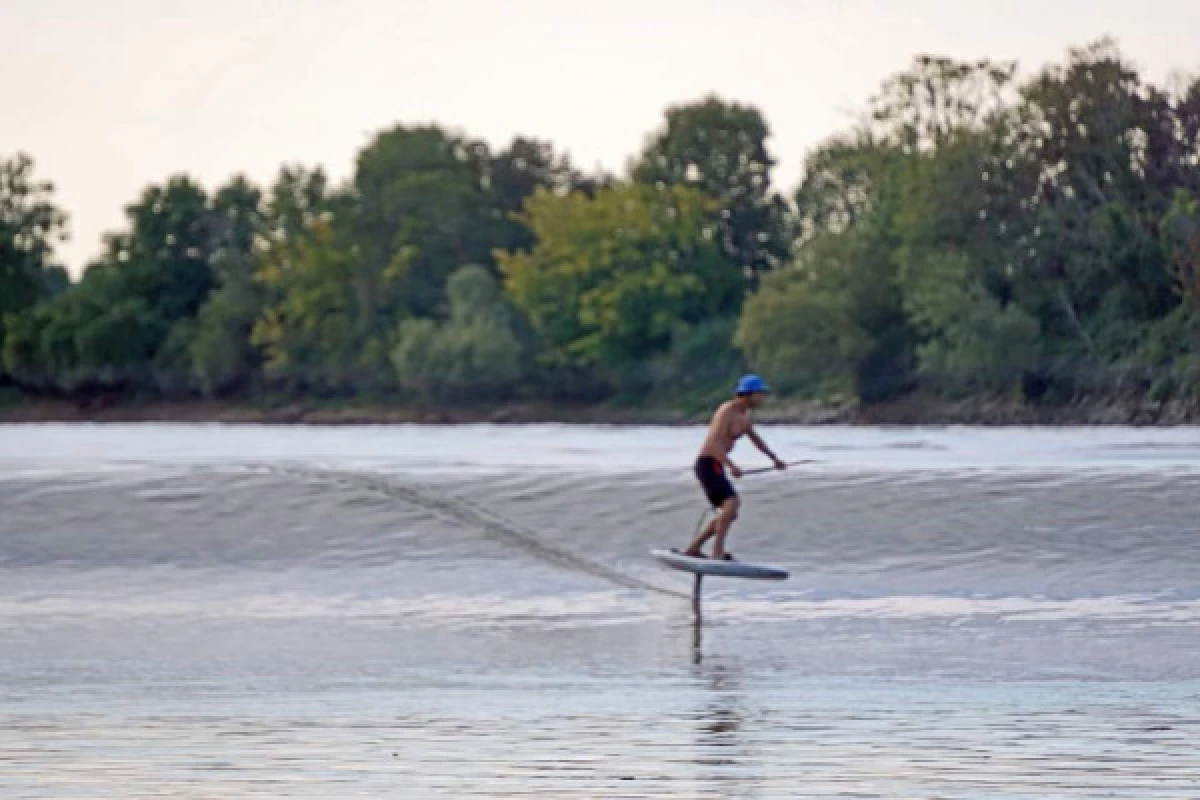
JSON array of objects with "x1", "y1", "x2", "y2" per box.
[
  {"x1": 904, "y1": 252, "x2": 1042, "y2": 393},
  {"x1": 788, "y1": 141, "x2": 917, "y2": 403},
  {"x1": 1002, "y1": 41, "x2": 1183, "y2": 355},
  {"x1": 102, "y1": 176, "x2": 218, "y2": 324},
  {"x1": 489, "y1": 137, "x2": 605, "y2": 254},
  {"x1": 736, "y1": 269, "x2": 868, "y2": 396},
  {"x1": 793, "y1": 132, "x2": 897, "y2": 243},
  {"x1": 1139, "y1": 305, "x2": 1200, "y2": 399},
  {"x1": 1161, "y1": 189, "x2": 1200, "y2": 308},
  {"x1": 499, "y1": 184, "x2": 740, "y2": 378},
  {"x1": 764, "y1": 43, "x2": 1200, "y2": 405},
  {"x1": 868, "y1": 55, "x2": 1017, "y2": 150},
  {"x1": 8, "y1": 42, "x2": 1200, "y2": 413},
  {"x1": 1, "y1": 153, "x2": 68, "y2": 363},
  {"x1": 252, "y1": 218, "x2": 394, "y2": 394},
  {"x1": 634, "y1": 96, "x2": 789, "y2": 282},
  {"x1": 650, "y1": 317, "x2": 744, "y2": 406},
  {"x1": 3, "y1": 264, "x2": 158, "y2": 390},
  {"x1": 391, "y1": 265, "x2": 525, "y2": 402},
  {"x1": 75, "y1": 298, "x2": 165, "y2": 376},
  {"x1": 349, "y1": 125, "x2": 504, "y2": 320},
  {"x1": 264, "y1": 165, "x2": 329, "y2": 244},
  {"x1": 188, "y1": 281, "x2": 261, "y2": 397},
  {"x1": 4, "y1": 172, "x2": 273, "y2": 395},
  {"x1": 183, "y1": 173, "x2": 286, "y2": 397}
]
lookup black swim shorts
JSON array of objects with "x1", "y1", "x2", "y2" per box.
[{"x1": 695, "y1": 456, "x2": 736, "y2": 509}]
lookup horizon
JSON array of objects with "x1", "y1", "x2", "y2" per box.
[{"x1": 4, "y1": 0, "x2": 1200, "y2": 277}]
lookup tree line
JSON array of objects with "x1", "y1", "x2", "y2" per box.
[{"x1": 3, "y1": 40, "x2": 1199, "y2": 412}]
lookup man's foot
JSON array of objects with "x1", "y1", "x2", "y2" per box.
[{"x1": 680, "y1": 548, "x2": 708, "y2": 558}]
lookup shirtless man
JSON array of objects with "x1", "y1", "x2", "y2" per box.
[{"x1": 683, "y1": 374, "x2": 786, "y2": 560}]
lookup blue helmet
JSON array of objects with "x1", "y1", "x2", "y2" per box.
[{"x1": 736, "y1": 374, "x2": 770, "y2": 395}]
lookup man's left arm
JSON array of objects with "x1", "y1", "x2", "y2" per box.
[{"x1": 747, "y1": 427, "x2": 786, "y2": 470}]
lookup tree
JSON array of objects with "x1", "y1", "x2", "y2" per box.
[
  {"x1": 489, "y1": 136, "x2": 608, "y2": 254},
  {"x1": 101, "y1": 175, "x2": 217, "y2": 324},
  {"x1": 264, "y1": 165, "x2": 329, "y2": 244},
  {"x1": 1, "y1": 153, "x2": 69, "y2": 361},
  {"x1": 3, "y1": 261, "x2": 162, "y2": 391},
  {"x1": 5, "y1": 173, "x2": 244, "y2": 394},
  {"x1": 186, "y1": 175, "x2": 271, "y2": 396},
  {"x1": 787, "y1": 131, "x2": 918, "y2": 402},
  {"x1": 868, "y1": 55, "x2": 1017, "y2": 151},
  {"x1": 633, "y1": 96, "x2": 789, "y2": 283},
  {"x1": 1006, "y1": 39, "x2": 1179, "y2": 357},
  {"x1": 490, "y1": 137, "x2": 602, "y2": 211},
  {"x1": 903, "y1": 251, "x2": 1042, "y2": 393},
  {"x1": 391, "y1": 265, "x2": 526, "y2": 401},
  {"x1": 793, "y1": 132, "x2": 896, "y2": 243},
  {"x1": 252, "y1": 217, "x2": 404, "y2": 394},
  {"x1": 349, "y1": 125, "x2": 503, "y2": 320},
  {"x1": 498, "y1": 184, "x2": 740, "y2": 379},
  {"x1": 90, "y1": 174, "x2": 271, "y2": 394},
  {"x1": 737, "y1": 226, "x2": 890, "y2": 399},
  {"x1": 1162, "y1": 189, "x2": 1200, "y2": 307},
  {"x1": 736, "y1": 268, "x2": 868, "y2": 396}
]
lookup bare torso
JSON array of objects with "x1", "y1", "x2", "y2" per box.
[{"x1": 698, "y1": 400, "x2": 752, "y2": 461}]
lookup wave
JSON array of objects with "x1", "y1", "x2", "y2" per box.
[{"x1": 3, "y1": 459, "x2": 1198, "y2": 603}]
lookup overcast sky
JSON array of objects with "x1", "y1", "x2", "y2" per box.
[{"x1": 5, "y1": 0, "x2": 1199, "y2": 275}]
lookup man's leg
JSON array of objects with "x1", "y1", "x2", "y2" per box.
[
  {"x1": 709, "y1": 496, "x2": 740, "y2": 560},
  {"x1": 683, "y1": 514, "x2": 719, "y2": 557},
  {"x1": 685, "y1": 496, "x2": 739, "y2": 558}
]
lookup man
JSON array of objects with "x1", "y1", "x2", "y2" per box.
[{"x1": 683, "y1": 374, "x2": 786, "y2": 561}]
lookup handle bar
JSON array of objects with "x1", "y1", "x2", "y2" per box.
[{"x1": 739, "y1": 459, "x2": 816, "y2": 476}]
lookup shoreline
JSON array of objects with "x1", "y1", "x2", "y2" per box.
[{"x1": 1, "y1": 394, "x2": 1198, "y2": 426}]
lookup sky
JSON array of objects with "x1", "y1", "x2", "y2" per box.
[{"x1": 5, "y1": 0, "x2": 1200, "y2": 276}]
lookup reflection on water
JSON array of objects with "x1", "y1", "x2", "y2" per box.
[
  {"x1": 4, "y1": 678, "x2": 1198, "y2": 798},
  {"x1": 691, "y1": 658, "x2": 754, "y2": 795}
]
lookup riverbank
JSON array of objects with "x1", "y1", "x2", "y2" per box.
[{"x1": 2, "y1": 392, "x2": 1198, "y2": 425}]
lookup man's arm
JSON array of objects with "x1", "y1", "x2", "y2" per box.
[
  {"x1": 748, "y1": 427, "x2": 786, "y2": 470},
  {"x1": 722, "y1": 454, "x2": 742, "y2": 478}
]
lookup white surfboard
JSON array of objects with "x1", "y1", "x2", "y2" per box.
[{"x1": 652, "y1": 549, "x2": 789, "y2": 581}]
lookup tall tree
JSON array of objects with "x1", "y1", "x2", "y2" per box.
[
  {"x1": 350, "y1": 125, "x2": 501, "y2": 320},
  {"x1": 0, "y1": 153, "x2": 68, "y2": 351},
  {"x1": 498, "y1": 184, "x2": 739, "y2": 374},
  {"x1": 868, "y1": 55, "x2": 1017, "y2": 151},
  {"x1": 264, "y1": 165, "x2": 330, "y2": 244},
  {"x1": 489, "y1": 137, "x2": 607, "y2": 253},
  {"x1": 186, "y1": 175, "x2": 268, "y2": 396},
  {"x1": 99, "y1": 175, "x2": 217, "y2": 323},
  {"x1": 1007, "y1": 40, "x2": 1179, "y2": 357},
  {"x1": 633, "y1": 96, "x2": 789, "y2": 283},
  {"x1": 252, "y1": 216, "x2": 406, "y2": 394},
  {"x1": 5, "y1": 173, "x2": 268, "y2": 394},
  {"x1": 793, "y1": 131, "x2": 897, "y2": 243}
]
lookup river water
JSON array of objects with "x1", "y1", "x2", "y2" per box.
[{"x1": 1, "y1": 423, "x2": 1198, "y2": 798}]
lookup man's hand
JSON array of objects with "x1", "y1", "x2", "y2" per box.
[
  {"x1": 773, "y1": 457, "x2": 787, "y2": 471},
  {"x1": 729, "y1": 463, "x2": 743, "y2": 479}
]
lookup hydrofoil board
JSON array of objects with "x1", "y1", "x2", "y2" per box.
[{"x1": 652, "y1": 548, "x2": 788, "y2": 581}]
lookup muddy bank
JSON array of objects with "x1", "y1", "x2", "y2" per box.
[{"x1": 2, "y1": 393, "x2": 1198, "y2": 425}]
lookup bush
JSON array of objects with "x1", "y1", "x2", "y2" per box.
[
  {"x1": 904, "y1": 251, "x2": 1042, "y2": 395},
  {"x1": 917, "y1": 289, "x2": 1042, "y2": 395},
  {"x1": 645, "y1": 317, "x2": 744, "y2": 406},
  {"x1": 736, "y1": 273, "x2": 868, "y2": 396},
  {"x1": 391, "y1": 266, "x2": 526, "y2": 402},
  {"x1": 189, "y1": 284, "x2": 261, "y2": 397}
]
